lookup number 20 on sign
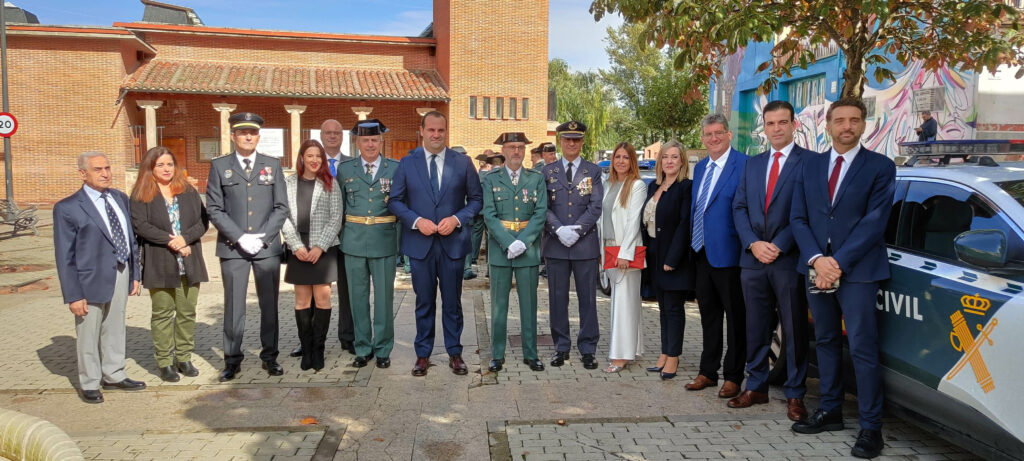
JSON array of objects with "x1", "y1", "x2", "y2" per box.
[{"x1": 0, "y1": 113, "x2": 17, "y2": 138}]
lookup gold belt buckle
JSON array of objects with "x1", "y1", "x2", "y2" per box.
[{"x1": 363, "y1": 216, "x2": 374, "y2": 225}]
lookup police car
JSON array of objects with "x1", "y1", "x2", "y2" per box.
[{"x1": 770, "y1": 140, "x2": 1024, "y2": 460}]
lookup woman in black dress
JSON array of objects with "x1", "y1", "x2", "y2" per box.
[
  {"x1": 641, "y1": 140, "x2": 695, "y2": 380},
  {"x1": 282, "y1": 140, "x2": 343, "y2": 371}
]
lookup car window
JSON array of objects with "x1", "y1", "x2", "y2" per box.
[
  {"x1": 884, "y1": 181, "x2": 908, "y2": 246},
  {"x1": 896, "y1": 180, "x2": 1024, "y2": 264}
]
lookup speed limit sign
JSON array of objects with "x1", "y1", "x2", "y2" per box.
[{"x1": 0, "y1": 113, "x2": 17, "y2": 137}]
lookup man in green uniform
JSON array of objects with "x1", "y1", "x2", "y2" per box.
[
  {"x1": 482, "y1": 132, "x2": 548, "y2": 372},
  {"x1": 338, "y1": 119, "x2": 399, "y2": 369}
]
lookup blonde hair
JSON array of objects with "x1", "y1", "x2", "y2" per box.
[{"x1": 655, "y1": 140, "x2": 688, "y2": 185}]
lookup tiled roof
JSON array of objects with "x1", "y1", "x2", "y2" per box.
[{"x1": 123, "y1": 59, "x2": 449, "y2": 101}]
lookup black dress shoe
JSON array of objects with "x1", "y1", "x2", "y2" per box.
[
  {"x1": 463, "y1": 269, "x2": 477, "y2": 280},
  {"x1": 219, "y1": 364, "x2": 240, "y2": 382},
  {"x1": 339, "y1": 340, "x2": 356, "y2": 355},
  {"x1": 289, "y1": 346, "x2": 303, "y2": 358},
  {"x1": 176, "y1": 361, "x2": 199, "y2": 377},
  {"x1": 550, "y1": 351, "x2": 570, "y2": 367},
  {"x1": 523, "y1": 358, "x2": 545, "y2": 371},
  {"x1": 101, "y1": 378, "x2": 146, "y2": 391},
  {"x1": 159, "y1": 366, "x2": 180, "y2": 382},
  {"x1": 262, "y1": 361, "x2": 284, "y2": 376},
  {"x1": 851, "y1": 429, "x2": 883, "y2": 458},
  {"x1": 646, "y1": 365, "x2": 664, "y2": 373},
  {"x1": 353, "y1": 354, "x2": 374, "y2": 368},
  {"x1": 792, "y1": 408, "x2": 845, "y2": 434},
  {"x1": 376, "y1": 357, "x2": 391, "y2": 368},
  {"x1": 80, "y1": 389, "x2": 103, "y2": 404},
  {"x1": 488, "y1": 358, "x2": 504, "y2": 372},
  {"x1": 581, "y1": 354, "x2": 598, "y2": 370}
]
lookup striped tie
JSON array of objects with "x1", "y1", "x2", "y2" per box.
[
  {"x1": 101, "y1": 192, "x2": 130, "y2": 263},
  {"x1": 691, "y1": 162, "x2": 717, "y2": 252}
]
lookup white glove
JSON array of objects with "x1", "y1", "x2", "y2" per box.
[
  {"x1": 507, "y1": 240, "x2": 527, "y2": 259},
  {"x1": 237, "y1": 233, "x2": 266, "y2": 255},
  {"x1": 556, "y1": 226, "x2": 581, "y2": 247}
]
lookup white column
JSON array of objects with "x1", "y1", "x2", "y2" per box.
[
  {"x1": 352, "y1": 106, "x2": 373, "y2": 121},
  {"x1": 136, "y1": 100, "x2": 164, "y2": 150},
  {"x1": 415, "y1": 107, "x2": 434, "y2": 117},
  {"x1": 284, "y1": 105, "x2": 307, "y2": 168},
  {"x1": 212, "y1": 103, "x2": 237, "y2": 155}
]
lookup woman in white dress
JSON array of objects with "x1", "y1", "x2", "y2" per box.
[{"x1": 601, "y1": 142, "x2": 649, "y2": 372}]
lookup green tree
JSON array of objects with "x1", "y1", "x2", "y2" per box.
[
  {"x1": 549, "y1": 58, "x2": 617, "y2": 159},
  {"x1": 591, "y1": 0, "x2": 1024, "y2": 99}
]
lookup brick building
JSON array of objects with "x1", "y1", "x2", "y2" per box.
[{"x1": 1, "y1": 0, "x2": 551, "y2": 203}]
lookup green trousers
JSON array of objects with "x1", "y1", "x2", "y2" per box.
[
  {"x1": 345, "y1": 254, "x2": 396, "y2": 358},
  {"x1": 149, "y1": 277, "x2": 199, "y2": 367},
  {"x1": 490, "y1": 265, "x2": 539, "y2": 361}
]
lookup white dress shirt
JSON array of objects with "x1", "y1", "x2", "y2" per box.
[
  {"x1": 327, "y1": 152, "x2": 351, "y2": 177},
  {"x1": 361, "y1": 156, "x2": 382, "y2": 179},
  {"x1": 699, "y1": 149, "x2": 731, "y2": 204},
  {"x1": 236, "y1": 152, "x2": 257, "y2": 172},
  {"x1": 764, "y1": 142, "x2": 795, "y2": 189},
  {"x1": 424, "y1": 147, "x2": 445, "y2": 189},
  {"x1": 828, "y1": 144, "x2": 861, "y2": 205},
  {"x1": 507, "y1": 166, "x2": 524, "y2": 185},
  {"x1": 561, "y1": 156, "x2": 582, "y2": 182},
  {"x1": 83, "y1": 185, "x2": 129, "y2": 240}
]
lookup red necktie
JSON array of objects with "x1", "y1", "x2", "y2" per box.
[
  {"x1": 764, "y1": 152, "x2": 783, "y2": 213},
  {"x1": 828, "y1": 155, "x2": 844, "y2": 203}
]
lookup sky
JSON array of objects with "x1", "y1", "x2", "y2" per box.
[{"x1": 17, "y1": 0, "x2": 622, "y2": 71}]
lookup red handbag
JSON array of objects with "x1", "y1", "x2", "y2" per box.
[{"x1": 603, "y1": 246, "x2": 646, "y2": 269}]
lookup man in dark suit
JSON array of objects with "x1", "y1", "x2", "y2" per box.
[
  {"x1": 685, "y1": 114, "x2": 748, "y2": 398},
  {"x1": 388, "y1": 111, "x2": 483, "y2": 377},
  {"x1": 790, "y1": 98, "x2": 896, "y2": 459},
  {"x1": 730, "y1": 101, "x2": 812, "y2": 419},
  {"x1": 541, "y1": 121, "x2": 604, "y2": 369},
  {"x1": 54, "y1": 151, "x2": 146, "y2": 403},
  {"x1": 205, "y1": 112, "x2": 289, "y2": 382}
]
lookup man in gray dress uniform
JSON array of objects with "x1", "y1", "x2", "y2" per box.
[
  {"x1": 205, "y1": 112, "x2": 289, "y2": 382},
  {"x1": 541, "y1": 121, "x2": 604, "y2": 369}
]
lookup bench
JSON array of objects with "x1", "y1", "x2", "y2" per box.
[{"x1": 2, "y1": 199, "x2": 39, "y2": 236}]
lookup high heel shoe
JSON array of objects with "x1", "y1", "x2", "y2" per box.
[
  {"x1": 660, "y1": 371, "x2": 678, "y2": 380},
  {"x1": 646, "y1": 365, "x2": 664, "y2": 373}
]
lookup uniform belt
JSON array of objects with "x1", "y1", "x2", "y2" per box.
[
  {"x1": 501, "y1": 220, "x2": 526, "y2": 231},
  {"x1": 345, "y1": 215, "x2": 396, "y2": 225}
]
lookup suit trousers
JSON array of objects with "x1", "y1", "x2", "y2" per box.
[
  {"x1": 740, "y1": 265, "x2": 808, "y2": 398},
  {"x1": 657, "y1": 289, "x2": 687, "y2": 357},
  {"x1": 149, "y1": 276, "x2": 199, "y2": 367},
  {"x1": 335, "y1": 246, "x2": 353, "y2": 344},
  {"x1": 345, "y1": 254, "x2": 396, "y2": 358},
  {"x1": 410, "y1": 242, "x2": 465, "y2": 357},
  {"x1": 220, "y1": 256, "x2": 280, "y2": 366},
  {"x1": 489, "y1": 265, "x2": 539, "y2": 361},
  {"x1": 607, "y1": 268, "x2": 643, "y2": 360},
  {"x1": 807, "y1": 279, "x2": 883, "y2": 430},
  {"x1": 546, "y1": 257, "x2": 600, "y2": 355},
  {"x1": 694, "y1": 250, "x2": 746, "y2": 384},
  {"x1": 464, "y1": 215, "x2": 486, "y2": 272},
  {"x1": 75, "y1": 263, "x2": 129, "y2": 390}
]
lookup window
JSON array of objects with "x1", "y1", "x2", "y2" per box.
[
  {"x1": 497, "y1": 97, "x2": 504, "y2": 119},
  {"x1": 510, "y1": 97, "x2": 517, "y2": 119},
  {"x1": 522, "y1": 98, "x2": 529, "y2": 119},
  {"x1": 483, "y1": 97, "x2": 491, "y2": 119},
  {"x1": 784, "y1": 75, "x2": 827, "y2": 113},
  {"x1": 896, "y1": 181, "x2": 1024, "y2": 263},
  {"x1": 469, "y1": 96, "x2": 477, "y2": 118}
]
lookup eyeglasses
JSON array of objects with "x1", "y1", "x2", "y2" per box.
[
  {"x1": 321, "y1": 131, "x2": 343, "y2": 135},
  {"x1": 505, "y1": 145, "x2": 526, "y2": 152},
  {"x1": 701, "y1": 130, "x2": 729, "y2": 139}
]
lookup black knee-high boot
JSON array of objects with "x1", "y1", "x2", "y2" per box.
[
  {"x1": 295, "y1": 308, "x2": 315, "y2": 371},
  {"x1": 312, "y1": 308, "x2": 333, "y2": 371}
]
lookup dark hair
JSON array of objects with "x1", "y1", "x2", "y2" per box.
[
  {"x1": 420, "y1": 110, "x2": 447, "y2": 128},
  {"x1": 131, "y1": 146, "x2": 190, "y2": 203},
  {"x1": 826, "y1": 98, "x2": 867, "y2": 121},
  {"x1": 762, "y1": 100, "x2": 795, "y2": 120},
  {"x1": 296, "y1": 139, "x2": 333, "y2": 192},
  {"x1": 609, "y1": 142, "x2": 640, "y2": 208}
]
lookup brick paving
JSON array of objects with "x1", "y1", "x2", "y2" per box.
[{"x1": 73, "y1": 430, "x2": 323, "y2": 461}]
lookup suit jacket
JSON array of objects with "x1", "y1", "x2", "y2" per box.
[
  {"x1": 643, "y1": 179, "x2": 695, "y2": 291},
  {"x1": 691, "y1": 148, "x2": 747, "y2": 268},
  {"x1": 53, "y1": 187, "x2": 141, "y2": 304},
  {"x1": 205, "y1": 152, "x2": 289, "y2": 259},
  {"x1": 387, "y1": 147, "x2": 484, "y2": 260},
  {"x1": 338, "y1": 156, "x2": 400, "y2": 258},
  {"x1": 732, "y1": 145, "x2": 816, "y2": 270},
  {"x1": 130, "y1": 186, "x2": 209, "y2": 288},
  {"x1": 481, "y1": 167, "x2": 548, "y2": 267},
  {"x1": 281, "y1": 174, "x2": 343, "y2": 252},
  {"x1": 790, "y1": 145, "x2": 896, "y2": 282},
  {"x1": 598, "y1": 178, "x2": 648, "y2": 267},
  {"x1": 541, "y1": 158, "x2": 604, "y2": 260},
  {"x1": 918, "y1": 117, "x2": 938, "y2": 141}
]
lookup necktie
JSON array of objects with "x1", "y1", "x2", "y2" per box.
[
  {"x1": 329, "y1": 158, "x2": 337, "y2": 176},
  {"x1": 566, "y1": 162, "x2": 573, "y2": 183},
  {"x1": 764, "y1": 152, "x2": 783, "y2": 212},
  {"x1": 365, "y1": 162, "x2": 374, "y2": 181},
  {"x1": 510, "y1": 170, "x2": 518, "y2": 186},
  {"x1": 691, "y1": 161, "x2": 717, "y2": 252},
  {"x1": 828, "y1": 156, "x2": 844, "y2": 203},
  {"x1": 243, "y1": 158, "x2": 252, "y2": 178},
  {"x1": 429, "y1": 154, "x2": 440, "y2": 197},
  {"x1": 101, "y1": 191, "x2": 130, "y2": 264}
]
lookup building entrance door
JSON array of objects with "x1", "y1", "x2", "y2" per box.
[{"x1": 163, "y1": 137, "x2": 188, "y2": 176}]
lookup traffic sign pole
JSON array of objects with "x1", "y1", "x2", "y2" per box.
[{"x1": 2, "y1": 4, "x2": 13, "y2": 221}]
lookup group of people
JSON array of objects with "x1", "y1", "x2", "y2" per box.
[{"x1": 54, "y1": 97, "x2": 894, "y2": 458}]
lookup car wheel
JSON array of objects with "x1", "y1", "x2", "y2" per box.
[
  {"x1": 599, "y1": 269, "x2": 612, "y2": 296},
  {"x1": 767, "y1": 321, "x2": 787, "y2": 385}
]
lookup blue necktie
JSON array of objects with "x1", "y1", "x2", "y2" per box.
[
  {"x1": 101, "y1": 191, "x2": 130, "y2": 263},
  {"x1": 329, "y1": 158, "x2": 337, "y2": 177},
  {"x1": 691, "y1": 162, "x2": 717, "y2": 252},
  {"x1": 429, "y1": 154, "x2": 440, "y2": 197}
]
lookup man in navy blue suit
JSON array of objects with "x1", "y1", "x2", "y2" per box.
[
  {"x1": 54, "y1": 152, "x2": 146, "y2": 404},
  {"x1": 685, "y1": 114, "x2": 748, "y2": 399},
  {"x1": 790, "y1": 98, "x2": 895, "y2": 459},
  {"x1": 730, "y1": 101, "x2": 812, "y2": 420},
  {"x1": 389, "y1": 111, "x2": 483, "y2": 377}
]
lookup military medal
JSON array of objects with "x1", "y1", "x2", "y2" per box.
[
  {"x1": 578, "y1": 177, "x2": 592, "y2": 195},
  {"x1": 224, "y1": 169, "x2": 232, "y2": 179},
  {"x1": 521, "y1": 189, "x2": 529, "y2": 203},
  {"x1": 381, "y1": 178, "x2": 391, "y2": 203}
]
